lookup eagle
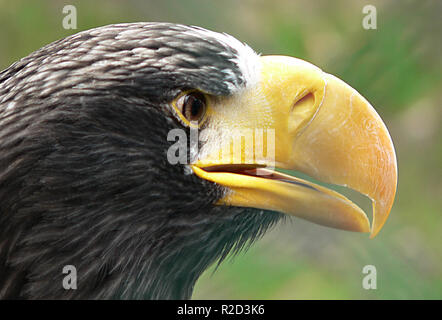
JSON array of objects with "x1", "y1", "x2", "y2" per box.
[{"x1": 0, "y1": 22, "x2": 397, "y2": 299}]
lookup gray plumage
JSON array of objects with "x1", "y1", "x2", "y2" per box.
[{"x1": 0, "y1": 22, "x2": 280, "y2": 299}]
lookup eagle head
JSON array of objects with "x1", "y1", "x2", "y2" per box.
[{"x1": 0, "y1": 23, "x2": 397, "y2": 299}]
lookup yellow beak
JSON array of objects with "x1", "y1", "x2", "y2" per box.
[{"x1": 191, "y1": 55, "x2": 398, "y2": 238}]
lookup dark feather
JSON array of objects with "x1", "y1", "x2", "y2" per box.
[{"x1": 0, "y1": 22, "x2": 281, "y2": 299}]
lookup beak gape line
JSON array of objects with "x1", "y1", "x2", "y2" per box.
[{"x1": 166, "y1": 125, "x2": 276, "y2": 173}]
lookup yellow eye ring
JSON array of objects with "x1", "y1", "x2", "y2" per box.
[{"x1": 172, "y1": 91, "x2": 208, "y2": 128}]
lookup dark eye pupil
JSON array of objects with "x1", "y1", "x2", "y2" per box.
[
  {"x1": 183, "y1": 93, "x2": 206, "y2": 121},
  {"x1": 191, "y1": 98, "x2": 202, "y2": 116}
]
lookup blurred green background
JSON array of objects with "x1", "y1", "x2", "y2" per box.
[{"x1": 1, "y1": 0, "x2": 440, "y2": 299}]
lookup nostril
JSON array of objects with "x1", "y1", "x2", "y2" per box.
[
  {"x1": 292, "y1": 93, "x2": 315, "y2": 112},
  {"x1": 288, "y1": 92, "x2": 317, "y2": 133}
]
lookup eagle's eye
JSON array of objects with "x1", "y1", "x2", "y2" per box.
[{"x1": 174, "y1": 91, "x2": 207, "y2": 126}]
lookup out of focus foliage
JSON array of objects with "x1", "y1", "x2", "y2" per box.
[{"x1": 1, "y1": 0, "x2": 440, "y2": 299}]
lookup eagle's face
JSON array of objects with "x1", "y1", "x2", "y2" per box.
[{"x1": 0, "y1": 23, "x2": 397, "y2": 299}]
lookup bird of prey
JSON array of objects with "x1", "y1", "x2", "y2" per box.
[{"x1": 0, "y1": 22, "x2": 397, "y2": 299}]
